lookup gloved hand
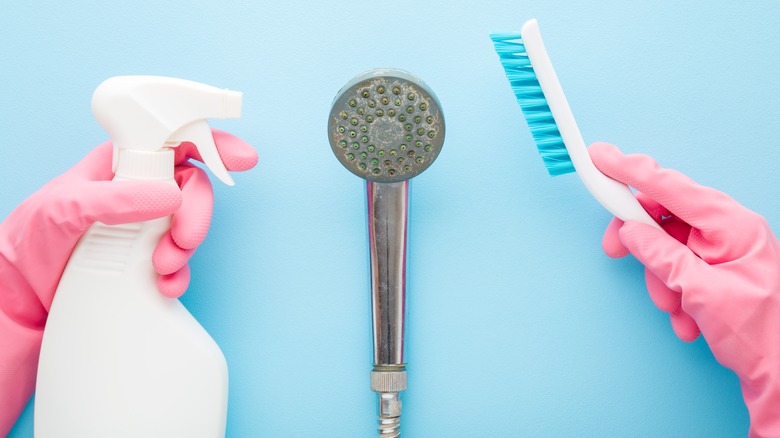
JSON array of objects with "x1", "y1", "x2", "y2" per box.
[
  {"x1": 589, "y1": 142, "x2": 780, "y2": 438},
  {"x1": 0, "y1": 128, "x2": 257, "y2": 436}
]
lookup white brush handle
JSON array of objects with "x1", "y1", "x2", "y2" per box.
[{"x1": 521, "y1": 19, "x2": 661, "y2": 230}]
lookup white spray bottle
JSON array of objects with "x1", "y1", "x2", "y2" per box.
[{"x1": 35, "y1": 76, "x2": 242, "y2": 438}]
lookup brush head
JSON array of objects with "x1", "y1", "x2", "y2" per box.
[
  {"x1": 328, "y1": 69, "x2": 445, "y2": 183},
  {"x1": 490, "y1": 32, "x2": 575, "y2": 176}
]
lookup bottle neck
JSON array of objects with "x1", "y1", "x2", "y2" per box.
[{"x1": 114, "y1": 149, "x2": 174, "y2": 181}]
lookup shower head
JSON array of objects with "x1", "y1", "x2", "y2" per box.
[
  {"x1": 328, "y1": 68, "x2": 444, "y2": 438},
  {"x1": 328, "y1": 68, "x2": 445, "y2": 183}
]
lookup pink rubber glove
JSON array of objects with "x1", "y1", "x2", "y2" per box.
[
  {"x1": 590, "y1": 142, "x2": 780, "y2": 438},
  {"x1": 0, "y1": 128, "x2": 257, "y2": 436}
]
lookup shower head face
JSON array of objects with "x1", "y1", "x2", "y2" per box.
[{"x1": 328, "y1": 69, "x2": 445, "y2": 183}]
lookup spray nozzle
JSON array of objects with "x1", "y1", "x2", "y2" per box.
[{"x1": 92, "y1": 76, "x2": 243, "y2": 185}]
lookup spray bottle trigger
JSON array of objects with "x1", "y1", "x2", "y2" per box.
[{"x1": 167, "y1": 120, "x2": 235, "y2": 186}]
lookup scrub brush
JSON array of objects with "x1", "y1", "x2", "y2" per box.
[{"x1": 490, "y1": 19, "x2": 660, "y2": 229}]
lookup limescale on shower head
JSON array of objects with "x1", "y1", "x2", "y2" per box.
[{"x1": 328, "y1": 69, "x2": 445, "y2": 183}]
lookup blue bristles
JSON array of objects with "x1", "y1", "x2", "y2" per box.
[{"x1": 490, "y1": 32, "x2": 575, "y2": 176}]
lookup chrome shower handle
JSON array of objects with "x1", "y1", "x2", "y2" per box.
[{"x1": 367, "y1": 180, "x2": 409, "y2": 367}]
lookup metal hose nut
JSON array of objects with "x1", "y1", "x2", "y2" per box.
[
  {"x1": 370, "y1": 370, "x2": 408, "y2": 392},
  {"x1": 372, "y1": 370, "x2": 406, "y2": 437}
]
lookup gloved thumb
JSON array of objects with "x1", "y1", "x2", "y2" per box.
[
  {"x1": 619, "y1": 220, "x2": 709, "y2": 293},
  {"x1": 51, "y1": 181, "x2": 182, "y2": 230}
]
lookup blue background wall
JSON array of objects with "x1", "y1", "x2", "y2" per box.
[{"x1": 2, "y1": 1, "x2": 779, "y2": 436}]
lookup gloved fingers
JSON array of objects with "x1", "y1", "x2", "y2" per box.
[
  {"x1": 57, "y1": 142, "x2": 115, "y2": 183},
  {"x1": 618, "y1": 220, "x2": 709, "y2": 293},
  {"x1": 589, "y1": 142, "x2": 742, "y2": 239},
  {"x1": 645, "y1": 269, "x2": 681, "y2": 313},
  {"x1": 669, "y1": 308, "x2": 701, "y2": 342},
  {"x1": 602, "y1": 192, "x2": 669, "y2": 258},
  {"x1": 52, "y1": 180, "x2": 181, "y2": 231},
  {"x1": 174, "y1": 128, "x2": 258, "y2": 171},
  {"x1": 153, "y1": 233, "x2": 195, "y2": 275},
  {"x1": 646, "y1": 268, "x2": 701, "y2": 341},
  {"x1": 157, "y1": 264, "x2": 190, "y2": 299},
  {"x1": 171, "y1": 163, "x2": 213, "y2": 249},
  {"x1": 602, "y1": 217, "x2": 629, "y2": 258}
]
